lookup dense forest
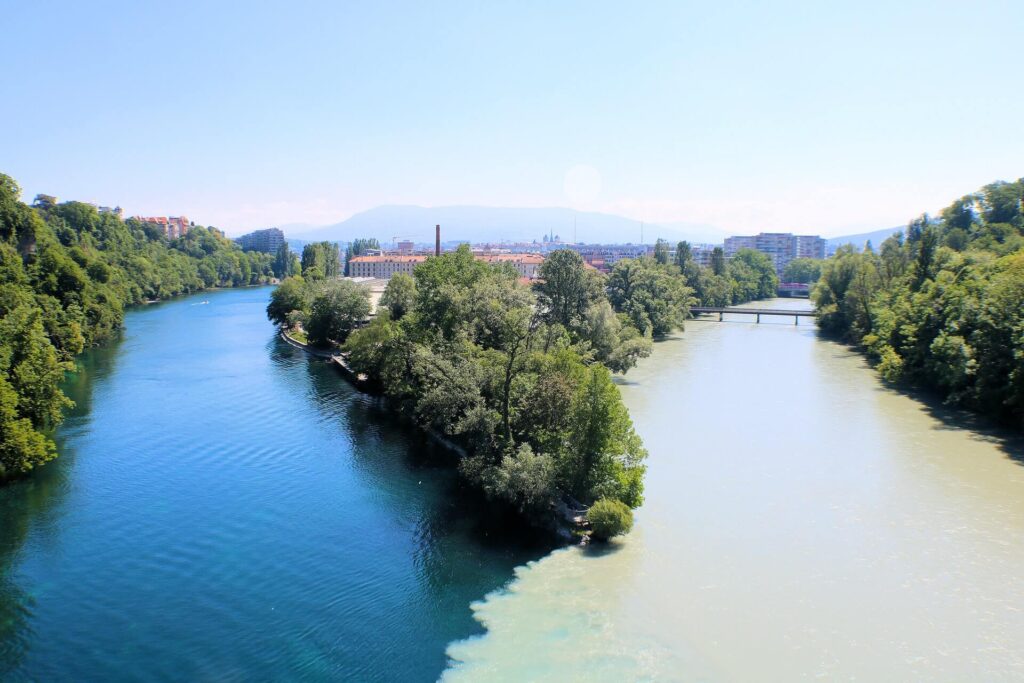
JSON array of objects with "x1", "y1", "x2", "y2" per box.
[
  {"x1": 0, "y1": 172, "x2": 277, "y2": 480},
  {"x1": 813, "y1": 178, "x2": 1024, "y2": 428}
]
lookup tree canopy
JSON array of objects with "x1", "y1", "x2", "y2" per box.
[
  {"x1": 814, "y1": 178, "x2": 1024, "y2": 428},
  {"x1": 264, "y1": 245, "x2": 670, "y2": 526}
]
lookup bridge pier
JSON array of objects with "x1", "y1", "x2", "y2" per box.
[{"x1": 756, "y1": 313, "x2": 760, "y2": 323}]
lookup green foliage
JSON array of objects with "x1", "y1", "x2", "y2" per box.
[
  {"x1": 727, "y1": 249, "x2": 779, "y2": 301},
  {"x1": 379, "y1": 272, "x2": 416, "y2": 320},
  {"x1": 782, "y1": 257, "x2": 823, "y2": 284},
  {"x1": 534, "y1": 249, "x2": 602, "y2": 332},
  {"x1": 471, "y1": 443, "x2": 557, "y2": 514},
  {"x1": 676, "y1": 244, "x2": 777, "y2": 308},
  {"x1": 344, "y1": 237, "x2": 380, "y2": 276},
  {"x1": 301, "y1": 241, "x2": 341, "y2": 279},
  {"x1": 272, "y1": 243, "x2": 299, "y2": 279},
  {"x1": 814, "y1": 178, "x2": 1024, "y2": 428},
  {"x1": 0, "y1": 171, "x2": 272, "y2": 480},
  {"x1": 305, "y1": 279, "x2": 372, "y2": 346},
  {"x1": 674, "y1": 241, "x2": 692, "y2": 271},
  {"x1": 653, "y1": 238, "x2": 670, "y2": 265},
  {"x1": 266, "y1": 276, "x2": 308, "y2": 326},
  {"x1": 710, "y1": 246, "x2": 726, "y2": 275},
  {"x1": 533, "y1": 249, "x2": 650, "y2": 371},
  {"x1": 607, "y1": 257, "x2": 693, "y2": 337},
  {"x1": 587, "y1": 498, "x2": 634, "y2": 540},
  {"x1": 334, "y1": 245, "x2": 652, "y2": 524}
]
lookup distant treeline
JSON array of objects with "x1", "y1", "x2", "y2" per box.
[
  {"x1": 0, "y1": 172, "x2": 277, "y2": 480},
  {"x1": 661, "y1": 239, "x2": 780, "y2": 306},
  {"x1": 813, "y1": 178, "x2": 1024, "y2": 428}
]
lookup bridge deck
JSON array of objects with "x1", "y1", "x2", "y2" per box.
[{"x1": 691, "y1": 306, "x2": 816, "y2": 317}]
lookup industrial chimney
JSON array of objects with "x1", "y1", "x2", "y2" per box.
[{"x1": 435, "y1": 224, "x2": 441, "y2": 257}]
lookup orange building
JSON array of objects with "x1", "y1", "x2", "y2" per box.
[
  {"x1": 136, "y1": 215, "x2": 191, "y2": 239},
  {"x1": 348, "y1": 253, "x2": 545, "y2": 280}
]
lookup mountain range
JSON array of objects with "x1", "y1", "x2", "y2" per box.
[
  {"x1": 286, "y1": 205, "x2": 730, "y2": 248},
  {"x1": 271, "y1": 204, "x2": 903, "y2": 253}
]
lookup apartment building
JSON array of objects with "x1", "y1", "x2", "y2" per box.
[
  {"x1": 724, "y1": 232, "x2": 825, "y2": 274},
  {"x1": 567, "y1": 244, "x2": 650, "y2": 272},
  {"x1": 236, "y1": 228, "x2": 285, "y2": 253},
  {"x1": 136, "y1": 216, "x2": 192, "y2": 239}
]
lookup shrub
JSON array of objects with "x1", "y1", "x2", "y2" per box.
[
  {"x1": 587, "y1": 498, "x2": 634, "y2": 541},
  {"x1": 876, "y1": 344, "x2": 904, "y2": 383}
]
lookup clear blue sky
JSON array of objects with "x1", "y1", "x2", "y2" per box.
[{"x1": 3, "y1": 0, "x2": 1022, "y2": 236}]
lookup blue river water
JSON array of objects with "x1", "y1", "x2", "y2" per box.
[{"x1": 0, "y1": 287, "x2": 549, "y2": 681}]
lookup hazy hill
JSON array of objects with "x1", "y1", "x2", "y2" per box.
[
  {"x1": 290, "y1": 205, "x2": 730, "y2": 246},
  {"x1": 827, "y1": 226, "x2": 904, "y2": 252}
]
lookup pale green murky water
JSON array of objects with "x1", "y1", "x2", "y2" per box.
[{"x1": 444, "y1": 300, "x2": 1024, "y2": 681}]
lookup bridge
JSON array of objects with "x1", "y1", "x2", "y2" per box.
[
  {"x1": 690, "y1": 306, "x2": 817, "y2": 324},
  {"x1": 777, "y1": 282, "x2": 810, "y2": 297}
]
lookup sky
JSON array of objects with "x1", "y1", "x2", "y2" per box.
[{"x1": 2, "y1": 0, "x2": 1022, "y2": 238}]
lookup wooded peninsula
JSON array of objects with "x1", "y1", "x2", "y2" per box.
[{"x1": 268, "y1": 239, "x2": 779, "y2": 534}]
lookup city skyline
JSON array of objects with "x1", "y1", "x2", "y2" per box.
[{"x1": 4, "y1": 1, "x2": 1022, "y2": 237}]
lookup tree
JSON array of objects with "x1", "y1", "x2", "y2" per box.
[
  {"x1": 305, "y1": 279, "x2": 371, "y2": 346},
  {"x1": 266, "y1": 276, "x2": 309, "y2": 326},
  {"x1": 710, "y1": 246, "x2": 726, "y2": 275},
  {"x1": 587, "y1": 498, "x2": 634, "y2": 540},
  {"x1": 580, "y1": 301, "x2": 651, "y2": 373},
  {"x1": 413, "y1": 244, "x2": 498, "y2": 339},
  {"x1": 481, "y1": 444, "x2": 557, "y2": 513},
  {"x1": 782, "y1": 257, "x2": 823, "y2": 284},
  {"x1": 675, "y1": 241, "x2": 692, "y2": 272},
  {"x1": 979, "y1": 180, "x2": 1023, "y2": 226},
  {"x1": 533, "y1": 249, "x2": 602, "y2": 333},
  {"x1": 813, "y1": 245, "x2": 878, "y2": 339},
  {"x1": 566, "y1": 364, "x2": 646, "y2": 507},
  {"x1": 728, "y1": 249, "x2": 778, "y2": 301},
  {"x1": 343, "y1": 313, "x2": 414, "y2": 396},
  {"x1": 468, "y1": 279, "x2": 538, "y2": 444},
  {"x1": 653, "y1": 238, "x2": 670, "y2": 265},
  {"x1": 607, "y1": 258, "x2": 693, "y2": 337},
  {"x1": 379, "y1": 272, "x2": 417, "y2": 320},
  {"x1": 272, "y1": 243, "x2": 298, "y2": 279},
  {"x1": 0, "y1": 375, "x2": 56, "y2": 479},
  {"x1": 301, "y1": 241, "x2": 341, "y2": 279},
  {"x1": 941, "y1": 195, "x2": 976, "y2": 232}
]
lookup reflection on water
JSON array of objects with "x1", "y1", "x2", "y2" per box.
[
  {"x1": 0, "y1": 335, "x2": 122, "y2": 677},
  {"x1": 445, "y1": 300, "x2": 1024, "y2": 681},
  {"x1": 0, "y1": 287, "x2": 550, "y2": 681}
]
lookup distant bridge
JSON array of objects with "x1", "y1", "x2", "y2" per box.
[
  {"x1": 690, "y1": 306, "x2": 817, "y2": 325},
  {"x1": 777, "y1": 282, "x2": 810, "y2": 297}
]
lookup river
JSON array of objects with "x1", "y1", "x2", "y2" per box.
[
  {"x1": 444, "y1": 299, "x2": 1024, "y2": 681},
  {"x1": 2, "y1": 291, "x2": 1023, "y2": 681},
  {"x1": 0, "y1": 287, "x2": 549, "y2": 681}
]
